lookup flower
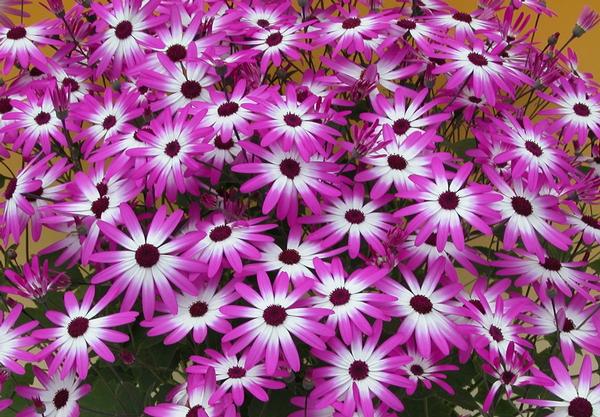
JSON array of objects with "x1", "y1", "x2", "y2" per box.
[
  {"x1": 127, "y1": 106, "x2": 213, "y2": 201},
  {"x1": 34, "y1": 285, "x2": 138, "y2": 379},
  {"x1": 485, "y1": 166, "x2": 571, "y2": 260},
  {"x1": 573, "y1": 6, "x2": 600, "y2": 37},
  {"x1": 399, "y1": 342, "x2": 458, "y2": 395},
  {"x1": 395, "y1": 158, "x2": 501, "y2": 252},
  {"x1": 1, "y1": 255, "x2": 66, "y2": 300},
  {"x1": 303, "y1": 184, "x2": 395, "y2": 258},
  {"x1": 520, "y1": 356, "x2": 600, "y2": 417},
  {"x1": 141, "y1": 274, "x2": 239, "y2": 345},
  {"x1": 244, "y1": 24, "x2": 309, "y2": 73},
  {"x1": 91, "y1": 203, "x2": 204, "y2": 319},
  {"x1": 221, "y1": 271, "x2": 333, "y2": 374},
  {"x1": 247, "y1": 85, "x2": 340, "y2": 161},
  {"x1": 145, "y1": 369, "x2": 228, "y2": 417},
  {"x1": 232, "y1": 141, "x2": 341, "y2": 220},
  {"x1": 309, "y1": 257, "x2": 393, "y2": 344},
  {"x1": 310, "y1": 321, "x2": 410, "y2": 417},
  {"x1": 89, "y1": 0, "x2": 166, "y2": 77},
  {"x1": 0, "y1": 22, "x2": 58, "y2": 74},
  {"x1": 16, "y1": 367, "x2": 90, "y2": 417},
  {"x1": 186, "y1": 212, "x2": 276, "y2": 277},
  {"x1": 0, "y1": 303, "x2": 38, "y2": 375},
  {"x1": 188, "y1": 349, "x2": 286, "y2": 406},
  {"x1": 377, "y1": 260, "x2": 468, "y2": 356},
  {"x1": 244, "y1": 225, "x2": 346, "y2": 283}
]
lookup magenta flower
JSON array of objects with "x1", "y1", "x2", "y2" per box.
[
  {"x1": 310, "y1": 321, "x2": 410, "y2": 417},
  {"x1": 89, "y1": 0, "x2": 166, "y2": 77},
  {"x1": 244, "y1": 24, "x2": 309, "y2": 73},
  {"x1": 539, "y1": 78, "x2": 600, "y2": 145},
  {"x1": 232, "y1": 141, "x2": 341, "y2": 220},
  {"x1": 1, "y1": 255, "x2": 66, "y2": 300},
  {"x1": 16, "y1": 367, "x2": 90, "y2": 417},
  {"x1": 91, "y1": 203, "x2": 203, "y2": 319},
  {"x1": 526, "y1": 291, "x2": 600, "y2": 365},
  {"x1": 141, "y1": 274, "x2": 239, "y2": 345},
  {"x1": 481, "y1": 343, "x2": 551, "y2": 412},
  {"x1": 0, "y1": 303, "x2": 38, "y2": 375},
  {"x1": 399, "y1": 342, "x2": 458, "y2": 395},
  {"x1": 34, "y1": 285, "x2": 138, "y2": 379},
  {"x1": 186, "y1": 212, "x2": 275, "y2": 277},
  {"x1": 377, "y1": 260, "x2": 468, "y2": 356},
  {"x1": 188, "y1": 349, "x2": 285, "y2": 406},
  {"x1": 245, "y1": 225, "x2": 346, "y2": 283},
  {"x1": 221, "y1": 271, "x2": 333, "y2": 374},
  {"x1": 309, "y1": 257, "x2": 393, "y2": 344},
  {"x1": 493, "y1": 249, "x2": 599, "y2": 298},
  {"x1": 303, "y1": 184, "x2": 394, "y2": 258},
  {"x1": 0, "y1": 22, "x2": 58, "y2": 74},
  {"x1": 145, "y1": 369, "x2": 228, "y2": 417},
  {"x1": 395, "y1": 159, "x2": 501, "y2": 252},
  {"x1": 127, "y1": 106, "x2": 214, "y2": 201},
  {"x1": 485, "y1": 166, "x2": 571, "y2": 259},
  {"x1": 247, "y1": 85, "x2": 340, "y2": 161},
  {"x1": 520, "y1": 356, "x2": 600, "y2": 417}
]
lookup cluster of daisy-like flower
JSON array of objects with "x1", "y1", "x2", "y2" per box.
[{"x1": 1, "y1": 0, "x2": 600, "y2": 416}]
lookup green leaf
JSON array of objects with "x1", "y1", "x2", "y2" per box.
[
  {"x1": 117, "y1": 382, "x2": 145, "y2": 416},
  {"x1": 452, "y1": 138, "x2": 477, "y2": 159}
]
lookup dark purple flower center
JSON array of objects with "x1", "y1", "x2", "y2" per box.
[
  {"x1": 501, "y1": 371, "x2": 515, "y2": 385},
  {"x1": 91, "y1": 196, "x2": 109, "y2": 218},
  {"x1": 296, "y1": 88, "x2": 309, "y2": 103},
  {"x1": 581, "y1": 215, "x2": 600, "y2": 229},
  {"x1": 348, "y1": 360, "x2": 369, "y2": 380},
  {"x1": 453, "y1": 12, "x2": 473, "y2": 23},
  {"x1": 96, "y1": 182, "x2": 108, "y2": 196},
  {"x1": 257, "y1": 19, "x2": 270, "y2": 28},
  {"x1": 388, "y1": 154, "x2": 407, "y2": 170},
  {"x1": 425, "y1": 233, "x2": 438, "y2": 247},
  {"x1": 53, "y1": 389, "x2": 69, "y2": 409},
  {"x1": 283, "y1": 113, "x2": 302, "y2": 127},
  {"x1": 511, "y1": 196, "x2": 533, "y2": 216},
  {"x1": 35, "y1": 112, "x2": 51, "y2": 125},
  {"x1": 227, "y1": 366, "x2": 246, "y2": 379},
  {"x1": 6, "y1": 26, "x2": 26, "y2": 40},
  {"x1": 540, "y1": 257, "x2": 561, "y2": 271},
  {"x1": 562, "y1": 317, "x2": 575, "y2": 332},
  {"x1": 30, "y1": 67, "x2": 43, "y2": 77},
  {"x1": 410, "y1": 364, "x2": 424, "y2": 376},
  {"x1": 342, "y1": 18, "x2": 361, "y2": 29},
  {"x1": 4, "y1": 178, "x2": 17, "y2": 200},
  {"x1": 186, "y1": 405, "x2": 205, "y2": 417},
  {"x1": 573, "y1": 103, "x2": 591, "y2": 117},
  {"x1": 279, "y1": 249, "x2": 301, "y2": 265},
  {"x1": 62, "y1": 77, "x2": 80, "y2": 92},
  {"x1": 209, "y1": 225, "x2": 232, "y2": 242},
  {"x1": 397, "y1": 19, "x2": 417, "y2": 30},
  {"x1": 524, "y1": 141, "x2": 543, "y2": 157},
  {"x1": 263, "y1": 304, "x2": 287, "y2": 326},
  {"x1": 489, "y1": 325, "x2": 504, "y2": 342},
  {"x1": 189, "y1": 301, "x2": 208, "y2": 317},
  {"x1": 135, "y1": 243, "x2": 160, "y2": 268},
  {"x1": 438, "y1": 191, "x2": 459, "y2": 210},
  {"x1": 217, "y1": 101, "x2": 239, "y2": 117},
  {"x1": 410, "y1": 295, "x2": 433, "y2": 314},
  {"x1": 468, "y1": 52, "x2": 488, "y2": 66},
  {"x1": 164, "y1": 140, "x2": 181, "y2": 157},
  {"x1": 115, "y1": 21, "x2": 133, "y2": 39},
  {"x1": 266, "y1": 32, "x2": 283, "y2": 46},
  {"x1": 0, "y1": 97, "x2": 12, "y2": 113},
  {"x1": 345, "y1": 209, "x2": 365, "y2": 224},
  {"x1": 214, "y1": 136, "x2": 235, "y2": 150},
  {"x1": 329, "y1": 287, "x2": 351, "y2": 306},
  {"x1": 568, "y1": 397, "x2": 593, "y2": 417},
  {"x1": 102, "y1": 115, "x2": 117, "y2": 130},
  {"x1": 181, "y1": 80, "x2": 202, "y2": 99},
  {"x1": 67, "y1": 317, "x2": 89, "y2": 338},
  {"x1": 279, "y1": 158, "x2": 301, "y2": 179},
  {"x1": 469, "y1": 96, "x2": 482, "y2": 104},
  {"x1": 392, "y1": 118, "x2": 410, "y2": 136},
  {"x1": 166, "y1": 44, "x2": 187, "y2": 62}
]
